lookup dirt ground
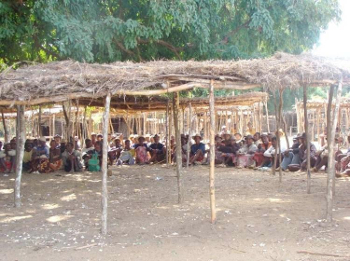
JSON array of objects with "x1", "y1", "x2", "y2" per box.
[{"x1": 1, "y1": 165, "x2": 350, "y2": 261}]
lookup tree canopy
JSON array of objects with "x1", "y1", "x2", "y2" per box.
[{"x1": 0, "y1": 0, "x2": 341, "y2": 64}]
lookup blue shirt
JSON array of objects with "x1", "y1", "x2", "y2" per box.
[{"x1": 191, "y1": 143, "x2": 205, "y2": 155}]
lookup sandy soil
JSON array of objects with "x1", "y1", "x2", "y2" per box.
[{"x1": 1, "y1": 165, "x2": 350, "y2": 261}]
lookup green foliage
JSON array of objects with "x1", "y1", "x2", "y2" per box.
[{"x1": 0, "y1": 0, "x2": 341, "y2": 64}]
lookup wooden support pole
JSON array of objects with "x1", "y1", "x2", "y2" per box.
[
  {"x1": 264, "y1": 100, "x2": 270, "y2": 133},
  {"x1": 209, "y1": 81, "x2": 216, "y2": 223},
  {"x1": 173, "y1": 92, "x2": 184, "y2": 203},
  {"x1": 165, "y1": 99, "x2": 169, "y2": 166},
  {"x1": 186, "y1": 103, "x2": 192, "y2": 168},
  {"x1": 272, "y1": 92, "x2": 279, "y2": 176},
  {"x1": 303, "y1": 85, "x2": 311, "y2": 194},
  {"x1": 1, "y1": 109, "x2": 10, "y2": 143},
  {"x1": 14, "y1": 105, "x2": 25, "y2": 207},
  {"x1": 52, "y1": 114, "x2": 55, "y2": 138},
  {"x1": 38, "y1": 106, "x2": 42, "y2": 137},
  {"x1": 75, "y1": 100, "x2": 80, "y2": 138},
  {"x1": 326, "y1": 80, "x2": 343, "y2": 221},
  {"x1": 101, "y1": 93, "x2": 111, "y2": 235},
  {"x1": 278, "y1": 90, "x2": 283, "y2": 181}
]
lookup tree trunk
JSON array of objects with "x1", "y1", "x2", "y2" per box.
[
  {"x1": 209, "y1": 81, "x2": 216, "y2": 223},
  {"x1": 14, "y1": 105, "x2": 25, "y2": 207},
  {"x1": 303, "y1": 85, "x2": 311, "y2": 194},
  {"x1": 173, "y1": 92, "x2": 184, "y2": 204},
  {"x1": 101, "y1": 93, "x2": 111, "y2": 235}
]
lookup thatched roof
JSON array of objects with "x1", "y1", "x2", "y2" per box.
[
  {"x1": 296, "y1": 97, "x2": 350, "y2": 109},
  {"x1": 0, "y1": 52, "x2": 349, "y2": 107}
]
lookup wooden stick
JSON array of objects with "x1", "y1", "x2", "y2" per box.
[
  {"x1": 297, "y1": 250, "x2": 348, "y2": 258},
  {"x1": 173, "y1": 92, "x2": 184, "y2": 203},
  {"x1": 38, "y1": 105, "x2": 42, "y2": 137},
  {"x1": 101, "y1": 93, "x2": 111, "y2": 235},
  {"x1": 272, "y1": 92, "x2": 279, "y2": 176},
  {"x1": 264, "y1": 100, "x2": 270, "y2": 133},
  {"x1": 278, "y1": 89, "x2": 283, "y2": 181},
  {"x1": 186, "y1": 103, "x2": 192, "y2": 168},
  {"x1": 1, "y1": 109, "x2": 10, "y2": 143},
  {"x1": 326, "y1": 80, "x2": 343, "y2": 221},
  {"x1": 209, "y1": 80, "x2": 216, "y2": 223},
  {"x1": 82, "y1": 106, "x2": 87, "y2": 142},
  {"x1": 165, "y1": 99, "x2": 169, "y2": 166},
  {"x1": 14, "y1": 105, "x2": 25, "y2": 207},
  {"x1": 303, "y1": 85, "x2": 311, "y2": 194},
  {"x1": 52, "y1": 114, "x2": 55, "y2": 138}
]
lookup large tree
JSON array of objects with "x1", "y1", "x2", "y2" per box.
[{"x1": 0, "y1": 0, "x2": 341, "y2": 64}]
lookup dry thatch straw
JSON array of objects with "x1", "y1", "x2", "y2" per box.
[{"x1": 0, "y1": 52, "x2": 349, "y2": 106}]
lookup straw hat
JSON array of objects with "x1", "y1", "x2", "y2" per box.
[
  {"x1": 192, "y1": 134, "x2": 202, "y2": 140},
  {"x1": 39, "y1": 137, "x2": 46, "y2": 142}
]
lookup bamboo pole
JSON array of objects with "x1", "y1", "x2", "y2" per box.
[
  {"x1": 1, "y1": 109, "x2": 10, "y2": 143},
  {"x1": 209, "y1": 81, "x2": 216, "y2": 223},
  {"x1": 173, "y1": 92, "x2": 184, "y2": 203},
  {"x1": 326, "y1": 80, "x2": 343, "y2": 221},
  {"x1": 186, "y1": 103, "x2": 192, "y2": 168},
  {"x1": 14, "y1": 105, "x2": 25, "y2": 207},
  {"x1": 101, "y1": 93, "x2": 111, "y2": 235},
  {"x1": 303, "y1": 85, "x2": 311, "y2": 194}
]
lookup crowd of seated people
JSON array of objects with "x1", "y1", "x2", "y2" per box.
[{"x1": 0, "y1": 128, "x2": 349, "y2": 175}]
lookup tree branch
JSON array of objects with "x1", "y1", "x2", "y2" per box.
[
  {"x1": 138, "y1": 39, "x2": 182, "y2": 60},
  {"x1": 113, "y1": 40, "x2": 136, "y2": 56}
]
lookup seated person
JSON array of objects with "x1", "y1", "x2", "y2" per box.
[
  {"x1": 253, "y1": 132, "x2": 262, "y2": 146},
  {"x1": 30, "y1": 137, "x2": 50, "y2": 173},
  {"x1": 134, "y1": 136, "x2": 149, "y2": 164},
  {"x1": 280, "y1": 135, "x2": 301, "y2": 171},
  {"x1": 23, "y1": 141, "x2": 34, "y2": 172},
  {"x1": 74, "y1": 136, "x2": 81, "y2": 151},
  {"x1": 233, "y1": 133, "x2": 243, "y2": 146},
  {"x1": 48, "y1": 140, "x2": 63, "y2": 172},
  {"x1": 299, "y1": 133, "x2": 317, "y2": 171},
  {"x1": 117, "y1": 140, "x2": 135, "y2": 165},
  {"x1": 0, "y1": 143, "x2": 16, "y2": 173},
  {"x1": 108, "y1": 138, "x2": 123, "y2": 165},
  {"x1": 189, "y1": 134, "x2": 206, "y2": 165},
  {"x1": 253, "y1": 134, "x2": 271, "y2": 167},
  {"x1": 313, "y1": 136, "x2": 342, "y2": 172},
  {"x1": 261, "y1": 136, "x2": 278, "y2": 168},
  {"x1": 149, "y1": 134, "x2": 166, "y2": 163},
  {"x1": 62, "y1": 142, "x2": 82, "y2": 172},
  {"x1": 235, "y1": 135, "x2": 257, "y2": 168},
  {"x1": 91, "y1": 133, "x2": 97, "y2": 146},
  {"x1": 218, "y1": 137, "x2": 240, "y2": 166},
  {"x1": 206, "y1": 136, "x2": 225, "y2": 165},
  {"x1": 54, "y1": 134, "x2": 62, "y2": 149},
  {"x1": 82, "y1": 138, "x2": 95, "y2": 168}
]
